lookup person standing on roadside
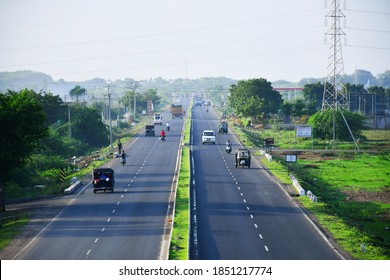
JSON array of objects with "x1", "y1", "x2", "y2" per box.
[{"x1": 117, "y1": 139, "x2": 122, "y2": 154}]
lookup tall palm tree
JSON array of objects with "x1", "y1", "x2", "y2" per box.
[{"x1": 69, "y1": 85, "x2": 86, "y2": 102}]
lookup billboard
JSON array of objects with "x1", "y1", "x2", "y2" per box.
[{"x1": 296, "y1": 126, "x2": 312, "y2": 138}]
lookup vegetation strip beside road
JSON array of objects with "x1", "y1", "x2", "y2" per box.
[{"x1": 0, "y1": 212, "x2": 29, "y2": 250}]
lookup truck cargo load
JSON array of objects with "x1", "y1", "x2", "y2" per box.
[{"x1": 170, "y1": 104, "x2": 183, "y2": 119}]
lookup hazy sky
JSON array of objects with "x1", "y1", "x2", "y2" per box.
[{"x1": 0, "y1": 0, "x2": 389, "y2": 82}]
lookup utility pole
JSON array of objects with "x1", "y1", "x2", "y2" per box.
[
  {"x1": 126, "y1": 79, "x2": 139, "y2": 121},
  {"x1": 107, "y1": 82, "x2": 113, "y2": 148},
  {"x1": 68, "y1": 105, "x2": 71, "y2": 142}
]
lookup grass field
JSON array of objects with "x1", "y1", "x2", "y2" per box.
[{"x1": 292, "y1": 152, "x2": 390, "y2": 259}]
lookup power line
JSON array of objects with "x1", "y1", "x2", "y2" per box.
[
  {"x1": 0, "y1": 27, "x2": 324, "y2": 68},
  {"x1": 0, "y1": 9, "x2": 324, "y2": 53},
  {"x1": 345, "y1": 27, "x2": 390, "y2": 34},
  {"x1": 346, "y1": 44, "x2": 390, "y2": 51},
  {"x1": 346, "y1": 8, "x2": 390, "y2": 16},
  {"x1": 44, "y1": 44, "x2": 326, "y2": 78}
]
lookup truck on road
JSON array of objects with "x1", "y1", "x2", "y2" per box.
[{"x1": 170, "y1": 104, "x2": 183, "y2": 119}]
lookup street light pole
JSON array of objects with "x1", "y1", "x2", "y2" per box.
[
  {"x1": 107, "y1": 82, "x2": 113, "y2": 148},
  {"x1": 134, "y1": 92, "x2": 136, "y2": 120},
  {"x1": 68, "y1": 105, "x2": 71, "y2": 142}
]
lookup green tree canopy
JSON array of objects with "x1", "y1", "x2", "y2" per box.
[
  {"x1": 69, "y1": 85, "x2": 86, "y2": 102},
  {"x1": 120, "y1": 88, "x2": 161, "y2": 114},
  {"x1": 68, "y1": 104, "x2": 109, "y2": 148},
  {"x1": 0, "y1": 89, "x2": 48, "y2": 210},
  {"x1": 37, "y1": 91, "x2": 67, "y2": 126},
  {"x1": 302, "y1": 82, "x2": 324, "y2": 111},
  {"x1": 228, "y1": 78, "x2": 282, "y2": 121},
  {"x1": 308, "y1": 109, "x2": 366, "y2": 141}
]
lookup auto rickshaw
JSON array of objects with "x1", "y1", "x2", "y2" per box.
[
  {"x1": 92, "y1": 168, "x2": 115, "y2": 193},
  {"x1": 235, "y1": 148, "x2": 251, "y2": 168},
  {"x1": 145, "y1": 125, "x2": 155, "y2": 137},
  {"x1": 218, "y1": 121, "x2": 228, "y2": 134}
]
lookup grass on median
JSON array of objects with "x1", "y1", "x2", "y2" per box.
[
  {"x1": 169, "y1": 112, "x2": 192, "y2": 260},
  {"x1": 169, "y1": 146, "x2": 190, "y2": 260}
]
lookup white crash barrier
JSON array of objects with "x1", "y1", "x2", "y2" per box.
[
  {"x1": 289, "y1": 174, "x2": 305, "y2": 196},
  {"x1": 64, "y1": 180, "x2": 82, "y2": 194},
  {"x1": 259, "y1": 149, "x2": 272, "y2": 161},
  {"x1": 306, "y1": 190, "x2": 318, "y2": 203}
]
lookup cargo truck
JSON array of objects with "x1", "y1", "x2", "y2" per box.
[{"x1": 170, "y1": 104, "x2": 183, "y2": 119}]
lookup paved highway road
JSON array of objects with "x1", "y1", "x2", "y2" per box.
[
  {"x1": 13, "y1": 109, "x2": 186, "y2": 260},
  {"x1": 190, "y1": 105, "x2": 343, "y2": 260}
]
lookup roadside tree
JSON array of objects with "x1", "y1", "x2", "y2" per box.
[
  {"x1": 69, "y1": 85, "x2": 86, "y2": 102},
  {"x1": 228, "y1": 78, "x2": 282, "y2": 122},
  {"x1": 0, "y1": 89, "x2": 48, "y2": 211},
  {"x1": 308, "y1": 109, "x2": 366, "y2": 141}
]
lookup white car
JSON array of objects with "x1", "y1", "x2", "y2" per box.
[
  {"x1": 202, "y1": 130, "x2": 216, "y2": 144},
  {"x1": 153, "y1": 114, "x2": 163, "y2": 125}
]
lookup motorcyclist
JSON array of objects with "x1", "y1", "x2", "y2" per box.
[
  {"x1": 226, "y1": 140, "x2": 232, "y2": 148},
  {"x1": 120, "y1": 150, "x2": 126, "y2": 165},
  {"x1": 166, "y1": 122, "x2": 170, "y2": 131},
  {"x1": 225, "y1": 140, "x2": 232, "y2": 153},
  {"x1": 160, "y1": 129, "x2": 166, "y2": 140}
]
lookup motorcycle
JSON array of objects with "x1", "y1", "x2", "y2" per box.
[
  {"x1": 225, "y1": 144, "x2": 232, "y2": 154},
  {"x1": 120, "y1": 157, "x2": 126, "y2": 166},
  {"x1": 160, "y1": 135, "x2": 166, "y2": 141}
]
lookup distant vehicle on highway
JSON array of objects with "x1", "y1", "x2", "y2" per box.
[
  {"x1": 170, "y1": 104, "x2": 183, "y2": 119},
  {"x1": 218, "y1": 121, "x2": 228, "y2": 134},
  {"x1": 145, "y1": 125, "x2": 155, "y2": 137},
  {"x1": 202, "y1": 130, "x2": 216, "y2": 144},
  {"x1": 92, "y1": 168, "x2": 115, "y2": 193},
  {"x1": 235, "y1": 148, "x2": 251, "y2": 168},
  {"x1": 195, "y1": 99, "x2": 203, "y2": 106},
  {"x1": 153, "y1": 113, "x2": 163, "y2": 125}
]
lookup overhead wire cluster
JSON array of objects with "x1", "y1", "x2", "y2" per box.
[
  {"x1": 0, "y1": 6, "x2": 327, "y2": 77},
  {"x1": 0, "y1": 2, "x2": 388, "y2": 78}
]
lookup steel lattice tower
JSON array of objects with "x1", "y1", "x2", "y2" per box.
[{"x1": 322, "y1": 0, "x2": 349, "y2": 111}]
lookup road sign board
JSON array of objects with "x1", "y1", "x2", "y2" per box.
[
  {"x1": 296, "y1": 126, "x2": 312, "y2": 138},
  {"x1": 285, "y1": 154, "x2": 297, "y2": 162},
  {"x1": 265, "y1": 138, "x2": 274, "y2": 145},
  {"x1": 59, "y1": 169, "x2": 65, "y2": 181}
]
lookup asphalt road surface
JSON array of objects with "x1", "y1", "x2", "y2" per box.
[
  {"x1": 189, "y1": 105, "x2": 343, "y2": 260},
  {"x1": 12, "y1": 110, "x2": 185, "y2": 260},
  {"x1": 5, "y1": 98, "x2": 343, "y2": 260}
]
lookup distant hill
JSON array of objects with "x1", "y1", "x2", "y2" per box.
[
  {"x1": 0, "y1": 70, "x2": 53, "y2": 92},
  {"x1": 1, "y1": 69, "x2": 389, "y2": 99}
]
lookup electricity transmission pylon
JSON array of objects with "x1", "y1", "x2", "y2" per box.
[
  {"x1": 322, "y1": 0, "x2": 359, "y2": 150},
  {"x1": 322, "y1": 0, "x2": 348, "y2": 111}
]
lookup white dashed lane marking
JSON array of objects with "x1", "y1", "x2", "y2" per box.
[
  {"x1": 86, "y1": 138, "x2": 159, "y2": 258},
  {"x1": 218, "y1": 145, "x2": 270, "y2": 254}
]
